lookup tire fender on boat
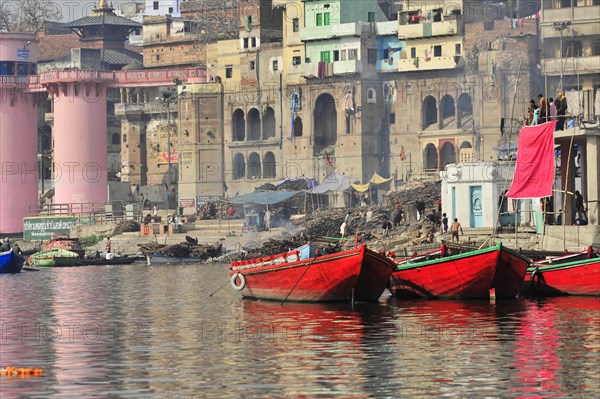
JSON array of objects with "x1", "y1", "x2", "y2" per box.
[
  {"x1": 231, "y1": 272, "x2": 246, "y2": 291},
  {"x1": 530, "y1": 268, "x2": 544, "y2": 290}
]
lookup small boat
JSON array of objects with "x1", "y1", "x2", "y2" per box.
[
  {"x1": 521, "y1": 257, "x2": 600, "y2": 296},
  {"x1": 78, "y1": 256, "x2": 141, "y2": 266},
  {"x1": 229, "y1": 244, "x2": 397, "y2": 303},
  {"x1": 0, "y1": 250, "x2": 25, "y2": 274},
  {"x1": 147, "y1": 254, "x2": 205, "y2": 265},
  {"x1": 42, "y1": 237, "x2": 85, "y2": 259},
  {"x1": 28, "y1": 249, "x2": 80, "y2": 267},
  {"x1": 389, "y1": 242, "x2": 531, "y2": 299}
]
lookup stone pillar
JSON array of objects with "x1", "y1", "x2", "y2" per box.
[
  {"x1": 437, "y1": 98, "x2": 442, "y2": 129},
  {"x1": 52, "y1": 82, "x2": 108, "y2": 208},
  {"x1": 586, "y1": 136, "x2": 600, "y2": 225},
  {"x1": 560, "y1": 140, "x2": 576, "y2": 226},
  {"x1": 455, "y1": 101, "x2": 461, "y2": 128},
  {"x1": 0, "y1": 87, "x2": 38, "y2": 233}
]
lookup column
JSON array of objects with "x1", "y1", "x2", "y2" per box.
[
  {"x1": 0, "y1": 87, "x2": 38, "y2": 233},
  {"x1": 586, "y1": 136, "x2": 600, "y2": 225},
  {"x1": 559, "y1": 139, "x2": 576, "y2": 226},
  {"x1": 52, "y1": 82, "x2": 108, "y2": 207}
]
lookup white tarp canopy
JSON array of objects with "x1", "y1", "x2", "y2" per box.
[{"x1": 308, "y1": 173, "x2": 354, "y2": 194}]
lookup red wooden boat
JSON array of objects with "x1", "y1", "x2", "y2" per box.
[
  {"x1": 389, "y1": 242, "x2": 531, "y2": 299},
  {"x1": 229, "y1": 244, "x2": 396, "y2": 302},
  {"x1": 521, "y1": 257, "x2": 600, "y2": 296}
]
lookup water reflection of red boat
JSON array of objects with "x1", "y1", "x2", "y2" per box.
[
  {"x1": 389, "y1": 243, "x2": 530, "y2": 299},
  {"x1": 229, "y1": 244, "x2": 396, "y2": 302},
  {"x1": 522, "y1": 257, "x2": 600, "y2": 296}
]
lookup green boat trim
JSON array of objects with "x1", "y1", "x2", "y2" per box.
[
  {"x1": 527, "y1": 256, "x2": 600, "y2": 273},
  {"x1": 396, "y1": 242, "x2": 503, "y2": 271}
]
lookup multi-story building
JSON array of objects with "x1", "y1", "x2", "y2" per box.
[
  {"x1": 145, "y1": 0, "x2": 181, "y2": 17},
  {"x1": 539, "y1": 0, "x2": 600, "y2": 225}
]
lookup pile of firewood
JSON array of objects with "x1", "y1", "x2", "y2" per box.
[
  {"x1": 196, "y1": 200, "x2": 239, "y2": 220},
  {"x1": 138, "y1": 241, "x2": 223, "y2": 260},
  {"x1": 112, "y1": 220, "x2": 140, "y2": 236}
]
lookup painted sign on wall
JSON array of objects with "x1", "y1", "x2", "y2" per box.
[{"x1": 23, "y1": 216, "x2": 77, "y2": 240}]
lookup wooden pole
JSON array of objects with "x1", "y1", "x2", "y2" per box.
[{"x1": 562, "y1": 135, "x2": 575, "y2": 251}]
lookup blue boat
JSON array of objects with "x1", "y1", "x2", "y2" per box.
[{"x1": 0, "y1": 250, "x2": 25, "y2": 274}]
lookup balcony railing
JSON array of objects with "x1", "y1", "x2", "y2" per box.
[
  {"x1": 541, "y1": 55, "x2": 600, "y2": 76},
  {"x1": 398, "y1": 16, "x2": 462, "y2": 39},
  {"x1": 300, "y1": 22, "x2": 361, "y2": 41},
  {"x1": 303, "y1": 59, "x2": 362, "y2": 78},
  {"x1": 397, "y1": 55, "x2": 464, "y2": 72}
]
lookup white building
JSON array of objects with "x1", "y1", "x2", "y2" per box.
[
  {"x1": 145, "y1": 0, "x2": 180, "y2": 17},
  {"x1": 440, "y1": 162, "x2": 545, "y2": 230}
]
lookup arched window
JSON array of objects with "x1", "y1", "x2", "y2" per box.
[
  {"x1": 263, "y1": 151, "x2": 276, "y2": 178},
  {"x1": 293, "y1": 116, "x2": 303, "y2": 137},
  {"x1": 423, "y1": 96, "x2": 437, "y2": 129},
  {"x1": 263, "y1": 107, "x2": 276, "y2": 139},
  {"x1": 440, "y1": 142, "x2": 456, "y2": 169},
  {"x1": 247, "y1": 152, "x2": 261, "y2": 179},
  {"x1": 247, "y1": 108, "x2": 261, "y2": 140},
  {"x1": 314, "y1": 93, "x2": 337, "y2": 154},
  {"x1": 233, "y1": 153, "x2": 245, "y2": 180},
  {"x1": 424, "y1": 143, "x2": 438, "y2": 170},
  {"x1": 232, "y1": 109, "x2": 245, "y2": 141},
  {"x1": 367, "y1": 88, "x2": 376, "y2": 104},
  {"x1": 457, "y1": 93, "x2": 473, "y2": 128},
  {"x1": 440, "y1": 95, "x2": 455, "y2": 128}
]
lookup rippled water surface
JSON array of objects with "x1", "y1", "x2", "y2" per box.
[{"x1": 1, "y1": 264, "x2": 599, "y2": 398}]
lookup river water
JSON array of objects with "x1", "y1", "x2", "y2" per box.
[{"x1": 1, "y1": 264, "x2": 599, "y2": 398}]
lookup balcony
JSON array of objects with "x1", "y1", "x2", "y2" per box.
[
  {"x1": 397, "y1": 55, "x2": 464, "y2": 72},
  {"x1": 542, "y1": 6, "x2": 600, "y2": 23},
  {"x1": 398, "y1": 18, "x2": 462, "y2": 40},
  {"x1": 302, "y1": 60, "x2": 362, "y2": 78},
  {"x1": 300, "y1": 22, "x2": 361, "y2": 42},
  {"x1": 114, "y1": 101, "x2": 178, "y2": 116},
  {"x1": 541, "y1": 55, "x2": 600, "y2": 76}
]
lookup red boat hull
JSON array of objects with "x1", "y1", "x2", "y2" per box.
[
  {"x1": 229, "y1": 245, "x2": 396, "y2": 302},
  {"x1": 522, "y1": 258, "x2": 600, "y2": 296},
  {"x1": 389, "y1": 244, "x2": 530, "y2": 299}
]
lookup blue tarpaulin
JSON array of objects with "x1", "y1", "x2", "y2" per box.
[{"x1": 230, "y1": 190, "x2": 299, "y2": 205}]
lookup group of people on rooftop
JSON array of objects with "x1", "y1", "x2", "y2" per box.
[{"x1": 527, "y1": 91, "x2": 572, "y2": 130}]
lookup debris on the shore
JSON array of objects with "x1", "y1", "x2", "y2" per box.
[
  {"x1": 138, "y1": 241, "x2": 223, "y2": 260},
  {"x1": 112, "y1": 220, "x2": 140, "y2": 236}
]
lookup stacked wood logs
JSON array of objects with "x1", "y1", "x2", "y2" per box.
[{"x1": 138, "y1": 242, "x2": 222, "y2": 259}]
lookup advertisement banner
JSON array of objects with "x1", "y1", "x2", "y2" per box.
[{"x1": 23, "y1": 216, "x2": 77, "y2": 241}]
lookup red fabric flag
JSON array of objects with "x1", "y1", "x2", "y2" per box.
[
  {"x1": 399, "y1": 147, "x2": 406, "y2": 161},
  {"x1": 325, "y1": 150, "x2": 334, "y2": 167},
  {"x1": 506, "y1": 121, "x2": 556, "y2": 199}
]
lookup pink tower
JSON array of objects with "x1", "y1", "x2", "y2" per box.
[
  {"x1": 45, "y1": 74, "x2": 108, "y2": 207},
  {"x1": 0, "y1": 33, "x2": 38, "y2": 233}
]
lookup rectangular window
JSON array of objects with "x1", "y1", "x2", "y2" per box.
[
  {"x1": 320, "y1": 51, "x2": 330, "y2": 63},
  {"x1": 245, "y1": 16, "x2": 252, "y2": 31},
  {"x1": 292, "y1": 56, "x2": 302, "y2": 65},
  {"x1": 333, "y1": 50, "x2": 340, "y2": 61},
  {"x1": 226, "y1": 66, "x2": 233, "y2": 78},
  {"x1": 292, "y1": 18, "x2": 299, "y2": 32},
  {"x1": 348, "y1": 49, "x2": 357, "y2": 60},
  {"x1": 272, "y1": 60, "x2": 279, "y2": 71},
  {"x1": 340, "y1": 50, "x2": 347, "y2": 61},
  {"x1": 249, "y1": 61, "x2": 255, "y2": 70},
  {"x1": 410, "y1": 47, "x2": 416, "y2": 58},
  {"x1": 368, "y1": 12, "x2": 375, "y2": 22},
  {"x1": 389, "y1": 113, "x2": 395, "y2": 124},
  {"x1": 367, "y1": 49, "x2": 377, "y2": 64},
  {"x1": 383, "y1": 49, "x2": 389, "y2": 59},
  {"x1": 153, "y1": 1, "x2": 159, "y2": 10},
  {"x1": 455, "y1": 43, "x2": 461, "y2": 55},
  {"x1": 251, "y1": 37, "x2": 257, "y2": 47},
  {"x1": 243, "y1": 38, "x2": 249, "y2": 49},
  {"x1": 324, "y1": 12, "x2": 330, "y2": 25},
  {"x1": 316, "y1": 13, "x2": 323, "y2": 26},
  {"x1": 168, "y1": 7, "x2": 173, "y2": 14},
  {"x1": 155, "y1": 54, "x2": 160, "y2": 61},
  {"x1": 433, "y1": 45, "x2": 442, "y2": 57}
]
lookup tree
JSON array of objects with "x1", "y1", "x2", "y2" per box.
[{"x1": 0, "y1": 0, "x2": 62, "y2": 32}]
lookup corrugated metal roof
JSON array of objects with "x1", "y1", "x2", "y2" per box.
[
  {"x1": 50, "y1": 49, "x2": 142, "y2": 68},
  {"x1": 65, "y1": 14, "x2": 141, "y2": 28}
]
